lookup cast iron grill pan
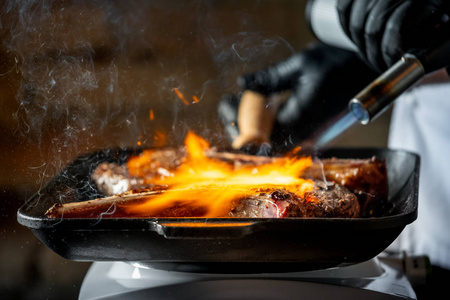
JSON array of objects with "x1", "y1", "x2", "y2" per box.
[{"x1": 17, "y1": 148, "x2": 419, "y2": 273}]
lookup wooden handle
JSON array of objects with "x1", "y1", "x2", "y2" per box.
[{"x1": 232, "y1": 90, "x2": 279, "y2": 149}]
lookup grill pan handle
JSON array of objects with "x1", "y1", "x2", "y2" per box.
[{"x1": 149, "y1": 220, "x2": 259, "y2": 239}]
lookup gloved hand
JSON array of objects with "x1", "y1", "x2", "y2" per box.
[
  {"x1": 337, "y1": 0, "x2": 450, "y2": 73},
  {"x1": 218, "y1": 43, "x2": 378, "y2": 152}
]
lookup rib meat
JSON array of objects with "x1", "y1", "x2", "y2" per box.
[{"x1": 45, "y1": 181, "x2": 359, "y2": 219}]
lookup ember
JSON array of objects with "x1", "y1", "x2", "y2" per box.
[
  {"x1": 149, "y1": 109, "x2": 154, "y2": 121},
  {"x1": 173, "y1": 87, "x2": 190, "y2": 105}
]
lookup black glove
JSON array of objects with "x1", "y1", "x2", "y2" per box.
[
  {"x1": 337, "y1": 0, "x2": 450, "y2": 73},
  {"x1": 219, "y1": 43, "x2": 378, "y2": 151}
]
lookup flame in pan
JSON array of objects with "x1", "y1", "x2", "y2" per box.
[{"x1": 124, "y1": 132, "x2": 313, "y2": 217}]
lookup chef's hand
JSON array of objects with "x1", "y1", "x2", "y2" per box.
[
  {"x1": 218, "y1": 43, "x2": 378, "y2": 152},
  {"x1": 337, "y1": 0, "x2": 450, "y2": 73}
]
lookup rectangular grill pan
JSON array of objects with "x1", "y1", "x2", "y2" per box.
[{"x1": 17, "y1": 148, "x2": 419, "y2": 273}]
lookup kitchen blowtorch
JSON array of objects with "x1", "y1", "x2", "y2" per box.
[
  {"x1": 232, "y1": 0, "x2": 450, "y2": 151},
  {"x1": 307, "y1": 0, "x2": 450, "y2": 125}
]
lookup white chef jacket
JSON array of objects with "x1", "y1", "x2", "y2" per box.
[{"x1": 388, "y1": 78, "x2": 450, "y2": 270}]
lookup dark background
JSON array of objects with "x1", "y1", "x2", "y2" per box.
[{"x1": 0, "y1": 1, "x2": 391, "y2": 299}]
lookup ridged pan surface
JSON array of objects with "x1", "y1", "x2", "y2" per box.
[{"x1": 17, "y1": 148, "x2": 419, "y2": 273}]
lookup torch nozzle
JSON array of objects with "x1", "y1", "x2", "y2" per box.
[{"x1": 349, "y1": 55, "x2": 424, "y2": 124}]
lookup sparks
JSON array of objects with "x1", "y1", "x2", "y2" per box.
[{"x1": 173, "y1": 88, "x2": 189, "y2": 105}]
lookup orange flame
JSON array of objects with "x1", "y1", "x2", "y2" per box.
[{"x1": 124, "y1": 132, "x2": 313, "y2": 217}]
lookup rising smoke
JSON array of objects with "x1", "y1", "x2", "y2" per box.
[{"x1": 2, "y1": 0, "x2": 299, "y2": 183}]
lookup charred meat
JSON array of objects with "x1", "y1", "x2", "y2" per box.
[
  {"x1": 88, "y1": 148, "x2": 387, "y2": 217},
  {"x1": 46, "y1": 181, "x2": 359, "y2": 219}
]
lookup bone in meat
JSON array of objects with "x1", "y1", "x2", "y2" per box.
[{"x1": 45, "y1": 181, "x2": 359, "y2": 219}]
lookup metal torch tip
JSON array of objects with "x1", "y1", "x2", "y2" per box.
[{"x1": 349, "y1": 99, "x2": 370, "y2": 125}]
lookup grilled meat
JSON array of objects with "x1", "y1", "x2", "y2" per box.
[
  {"x1": 230, "y1": 182, "x2": 359, "y2": 218},
  {"x1": 45, "y1": 181, "x2": 359, "y2": 219},
  {"x1": 91, "y1": 148, "x2": 387, "y2": 217},
  {"x1": 302, "y1": 157, "x2": 388, "y2": 217}
]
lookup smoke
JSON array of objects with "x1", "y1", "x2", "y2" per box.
[
  {"x1": 3, "y1": 1, "x2": 148, "y2": 172},
  {"x1": 5, "y1": 1, "x2": 97, "y2": 149},
  {"x1": 2, "y1": 0, "x2": 299, "y2": 185}
]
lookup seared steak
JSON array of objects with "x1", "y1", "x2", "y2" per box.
[
  {"x1": 91, "y1": 148, "x2": 387, "y2": 217},
  {"x1": 230, "y1": 182, "x2": 359, "y2": 218},
  {"x1": 46, "y1": 181, "x2": 359, "y2": 219}
]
